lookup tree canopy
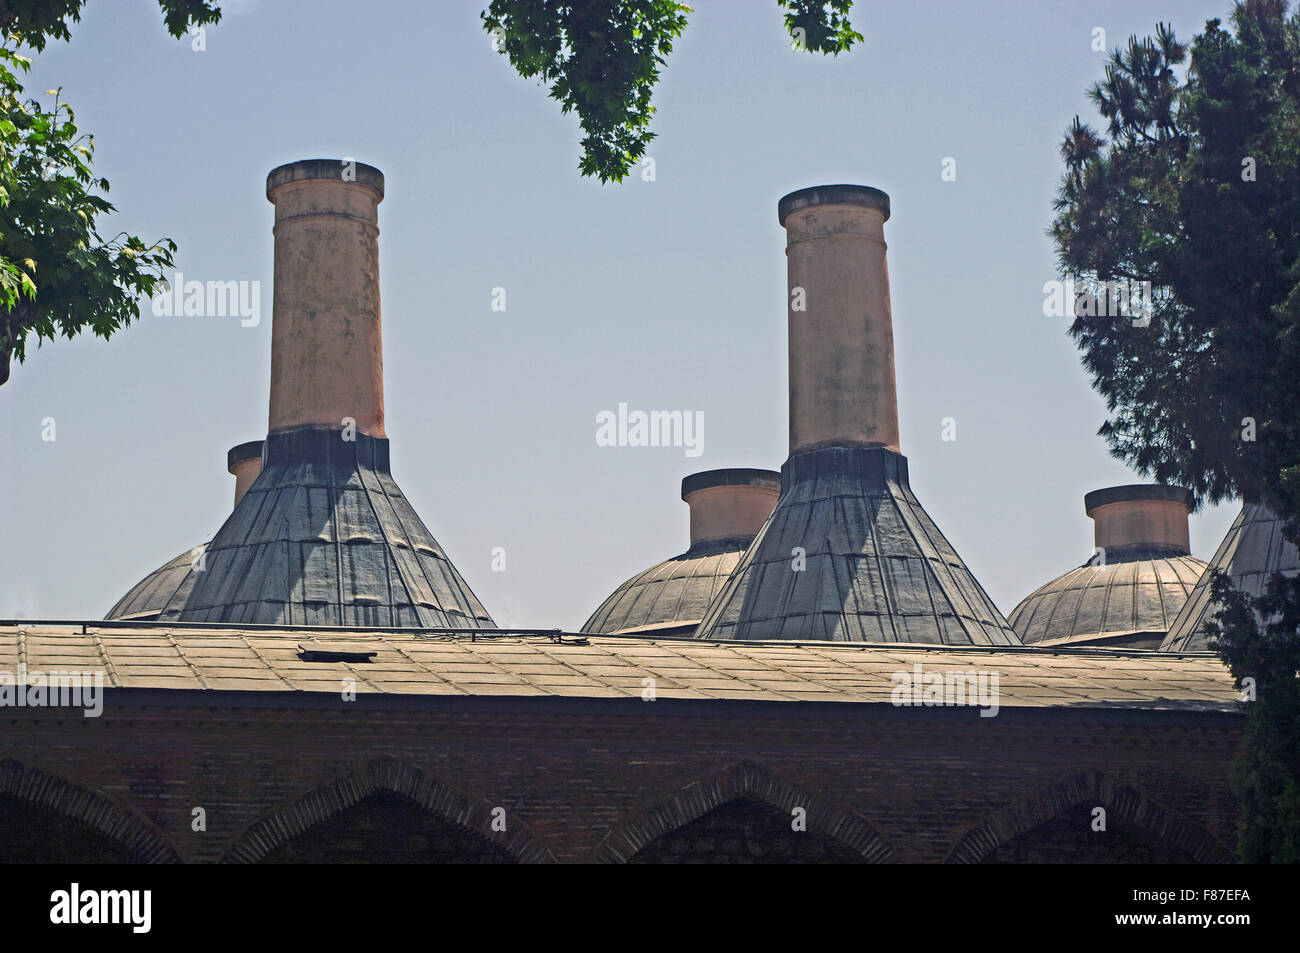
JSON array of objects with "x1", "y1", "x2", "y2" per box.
[
  {"x1": 0, "y1": 0, "x2": 220, "y2": 51},
  {"x1": 1053, "y1": 3, "x2": 1300, "y2": 524},
  {"x1": 0, "y1": 0, "x2": 220, "y2": 384},
  {"x1": 482, "y1": 1, "x2": 861, "y2": 182},
  {"x1": 1053, "y1": 0, "x2": 1300, "y2": 862}
]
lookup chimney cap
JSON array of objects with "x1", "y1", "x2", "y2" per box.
[
  {"x1": 1084, "y1": 484, "x2": 1193, "y2": 515},
  {"x1": 778, "y1": 184, "x2": 890, "y2": 226},
  {"x1": 681, "y1": 468, "x2": 781, "y2": 501},
  {"x1": 227, "y1": 440, "x2": 265, "y2": 473},
  {"x1": 266, "y1": 159, "x2": 384, "y2": 200}
]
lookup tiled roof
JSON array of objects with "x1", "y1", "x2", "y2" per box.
[
  {"x1": 105, "y1": 546, "x2": 206, "y2": 622},
  {"x1": 0, "y1": 623, "x2": 1237, "y2": 711},
  {"x1": 177, "y1": 428, "x2": 493, "y2": 629},
  {"x1": 582, "y1": 541, "x2": 746, "y2": 635},
  {"x1": 694, "y1": 448, "x2": 1021, "y2": 645},
  {"x1": 1161, "y1": 502, "x2": 1300, "y2": 652},
  {"x1": 1009, "y1": 552, "x2": 1206, "y2": 647}
]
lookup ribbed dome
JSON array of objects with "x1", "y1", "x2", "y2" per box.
[
  {"x1": 583, "y1": 540, "x2": 749, "y2": 635},
  {"x1": 1009, "y1": 552, "x2": 1207, "y2": 648},
  {"x1": 105, "y1": 545, "x2": 206, "y2": 622},
  {"x1": 1009, "y1": 484, "x2": 1205, "y2": 648},
  {"x1": 106, "y1": 440, "x2": 263, "y2": 623},
  {"x1": 582, "y1": 468, "x2": 780, "y2": 635},
  {"x1": 1161, "y1": 502, "x2": 1300, "y2": 652}
]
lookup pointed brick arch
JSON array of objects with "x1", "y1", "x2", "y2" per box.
[
  {"x1": 592, "y1": 761, "x2": 897, "y2": 863},
  {"x1": 945, "y1": 771, "x2": 1232, "y2": 863},
  {"x1": 0, "y1": 759, "x2": 180, "y2": 863},
  {"x1": 220, "y1": 756, "x2": 556, "y2": 863}
]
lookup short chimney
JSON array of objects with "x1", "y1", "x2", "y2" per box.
[
  {"x1": 681, "y1": 469, "x2": 781, "y2": 548},
  {"x1": 226, "y1": 440, "x2": 264, "y2": 509},
  {"x1": 779, "y1": 185, "x2": 899, "y2": 455},
  {"x1": 266, "y1": 159, "x2": 386, "y2": 437},
  {"x1": 1084, "y1": 485, "x2": 1193, "y2": 556}
]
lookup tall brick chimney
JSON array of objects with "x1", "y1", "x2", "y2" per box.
[
  {"x1": 694, "y1": 185, "x2": 1018, "y2": 644},
  {"x1": 176, "y1": 160, "x2": 493, "y2": 628},
  {"x1": 782, "y1": 185, "x2": 899, "y2": 454},
  {"x1": 266, "y1": 160, "x2": 386, "y2": 438}
]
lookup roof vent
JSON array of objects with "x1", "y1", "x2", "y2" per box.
[
  {"x1": 297, "y1": 643, "x2": 378, "y2": 663},
  {"x1": 227, "y1": 440, "x2": 264, "y2": 509},
  {"x1": 1083, "y1": 484, "x2": 1194, "y2": 559}
]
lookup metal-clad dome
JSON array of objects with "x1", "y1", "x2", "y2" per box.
[
  {"x1": 105, "y1": 546, "x2": 206, "y2": 622},
  {"x1": 178, "y1": 428, "x2": 494, "y2": 629},
  {"x1": 106, "y1": 440, "x2": 264, "y2": 623},
  {"x1": 1009, "y1": 484, "x2": 1205, "y2": 648},
  {"x1": 1160, "y1": 502, "x2": 1300, "y2": 652},
  {"x1": 583, "y1": 541, "x2": 749, "y2": 636},
  {"x1": 582, "y1": 469, "x2": 780, "y2": 636},
  {"x1": 1009, "y1": 553, "x2": 1206, "y2": 647},
  {"x1": 695, "y1": 448, "x2": 1022, "y2": 644}
]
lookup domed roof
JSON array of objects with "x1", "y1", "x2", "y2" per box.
[
  {"x1": 1009, "y1": 484, "x2": 1205, "y2": 648},
  {"x1": 105, "y1": 545, "x2": 206, "y2": 622},
  {"x1": 583, "y1": 540, "x2": 749, "y2": 636},
  {"x1": 106, "y1": 440, "x2": 263, "y2": 623},
  {"x1": 1160, "y1": 501, "x2": 1300, "y2": 652},
  {"x1": 1009, "y1": 552, "x2": 1207, "y2": 647},
  {"x1": 582, "y1": 468, "x2": 780, "y2": 636}
]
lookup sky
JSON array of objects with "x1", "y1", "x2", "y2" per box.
[{"x1": 0, "y1": 0, "x2": 1243, "y2": 629}]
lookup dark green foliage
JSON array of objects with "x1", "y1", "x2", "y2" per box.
[
  {"x1": 0, "y1": 0, "x2": 221, "y2": 51},
  {"x1": 778, "y1": 0, "x2": 862, "y2": 55},
  {"x1": 1053, "y1": 5, "x2": 1300, "y2": 516},
  {"x1": 483, "y1": 1, "x2": 861, "y2": 182},
  {"x1": 482, "y1": 0, "x2": 691, "y2": 183},
  {"x1": 0, "y1": 1, "x2": 220, "y2": 384},
  {"x1": 1207, "y1": 570, "x2": 1300, "y2": 862},
  {"x1": 1054, "y1": 0, "x2": 1300, "y2": 862}
]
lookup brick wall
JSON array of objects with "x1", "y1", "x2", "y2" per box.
[{"x1": 0, "y1": 696, "x2": 1242, "y2": 863}]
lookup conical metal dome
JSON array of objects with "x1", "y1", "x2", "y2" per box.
[
  {"x1": 693, "y1": 185, "x2": 1018, "y2": 645},
  {"x1": 178, "y1": 429, "x2": 492, "y2": 627},
  {"x1": 1160, "y1": 501, "x2": 1300, "y2": 652},
  {"x1": 1010, "y1": 485, "x2": 1206, "y2": 649},
  {"x1": 695, "y1": 448, "x2": 1019, "y2": 643},
  {"x1": 583, "y1": 469, "x2": 779, "y2": 635}
]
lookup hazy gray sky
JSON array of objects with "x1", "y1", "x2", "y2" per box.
[{"x1": 0, "y1": 0, "x2": 1241, "y2": 629}]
